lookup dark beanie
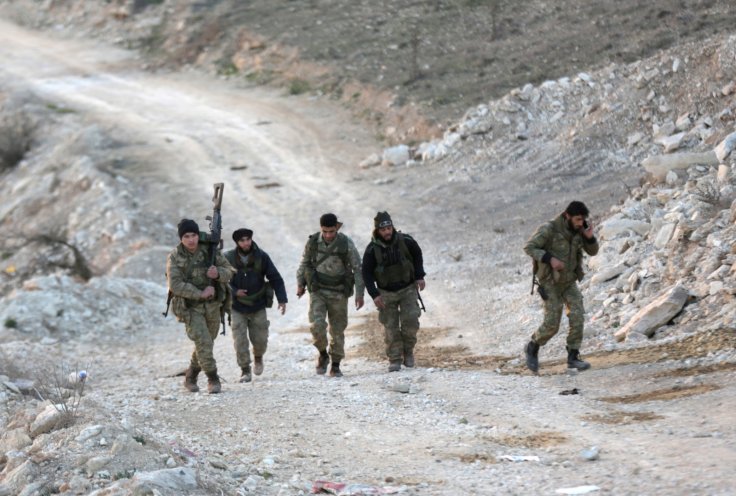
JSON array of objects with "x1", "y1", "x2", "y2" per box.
[
  {"x1": 565, "y1": 201, "x2": 589, "y2": 217},
  {"x1": 232, "y1": 228, "x2": 254, "y2": 242},
  {"x1": 320, "y1": 213, "x2": 338, "y2": 227},
  {"x1": 374, "y1": 211, "x2": 393, "y2": 229},
  {"x1": 177, "y1": 219, "x2": 199, "y2": 239}
]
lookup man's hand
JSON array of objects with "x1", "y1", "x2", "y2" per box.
[
  {"x1": 201, "y1": 286, "x2": 215, "y2": 300},
  {"x1": 206, "y1": 266, "x2": 219, "y2": 279},
  {"x1": 296, "y1": 285, "x2": 305, "y2": 298},
  {"x1": 236, "y1": 289, "x2": 248, "y2": 298},
  {"x1": 355, "y1": 296, "x2": 364, "y2": 310},
  {"x1": 582, "y1": 221, "x2": 594, "y2": 239},
  {"x1": 550, "y1": 257, "x2": 565, "y2": 271},
  {"x1": 373, "y1": 295, "x2": 385, "y2": 310},
  {"x1": 416, "y1": 279, "x2": 426, "y2": 291},
  {"x1": 278, "y1": 303, "x2": 286, "y2": 315}
]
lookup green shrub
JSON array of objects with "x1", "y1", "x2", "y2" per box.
[{"x1": 288, "y1": 78, "x2": 311, "y2": 95}]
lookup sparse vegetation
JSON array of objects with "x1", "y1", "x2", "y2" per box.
[
  {"x1": 4, "y1": 317, "x2": 17, "y2": 328},
  {"x1": 32, "y1": 362, "x2": 90, "y2": 425},
  {"x1": 288, "y1": 78, "x2": 310, "y2": 95},
  {"x1": 0, "y1": 110, "x2": 35, "y2": 171}
]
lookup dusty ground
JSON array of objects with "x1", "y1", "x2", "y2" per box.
[{"x1": 0, "y1": 9, "x2": 735, "y2": 496}]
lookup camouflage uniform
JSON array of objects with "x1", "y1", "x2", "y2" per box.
[
  {"x1": 166, "y1": 243, "x2": 234, "y2": 373},
  {"x1": 297, "y1": 232, "x2": 365, "y2": 363},
  {"x1": 524, "y1": 213, "x2": 599, "y2": 349},
  {"x1": 362, "y1": 231, "x2": 425, "y2": 368}
]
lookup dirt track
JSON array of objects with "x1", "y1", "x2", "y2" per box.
[{"x1": 1, "y1": 17, "x2": 735, "y2": 496}]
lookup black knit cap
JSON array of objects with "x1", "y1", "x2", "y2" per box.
[
  {"x1": 565, "y1": 201, "x2": 589, "y2": 217},
  {"x1": 232, "y1": 228, "x2": 254, "y2": 242},
  {"x1": 320, "y1": 213, "x2": 338, "y2": 227},
  {"x1": 374, "y1": 211, "x2": 393, "y2": 229},
  {"x1": 177, "y1": 219, "x2": 199, "y2": 239}
]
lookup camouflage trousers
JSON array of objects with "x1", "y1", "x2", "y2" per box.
[
  {"x1": 378, "y1": 285, "x2": 421, "y2": 362},
  {"x1": 231, "y1": 308, "x2": 269, "y2": 369},
  {"x1": 309, "y1": 290, "x2": 348, "y2": 362},
  {"x1": 533, "y1": 282, "x2": 585, "y2": 349},
  {"x1": 184, "y1": 301, "x2": 222, "y2": 373}
]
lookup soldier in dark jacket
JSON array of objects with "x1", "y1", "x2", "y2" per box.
[
  {"x1": 362, "y1": 212, "x2": 426, "y2": 372},
  {"x1": 166, "y1": 219, "x2": 234, "y2": 394},
  {"x1": 224, "y1": 228, "x2": 287, "y2": 383},
  {"x1": 523, "y1": 201, "x2": 599, "y2": 373}
]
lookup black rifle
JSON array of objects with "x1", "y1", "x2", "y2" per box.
[
  {"x1": 417, "y1": 286, "x2": 426, "y2": 312},
  {"x1": 206, "y1": 183, "x2": 227, "y2": 335}
]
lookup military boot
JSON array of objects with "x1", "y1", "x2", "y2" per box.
[
  {"x1": 254, "y1": 356, "x2": 264, "y2": 376},
  {"x1": 525, "y1": 340, "x2": 540, "y2": 373},
  {"x1": 316, "y1": 350, "x2": 330, "y2": 375},
  {"x1": 205, "y1": 369, "x2": 222, "y2": 394},
  {"x1": 239, "y1": 366, "x2": 252, "y2": 383},
  {"x1": 388, "y1": 360, "x2": 402, "y2": 372},
  {"x1": 183, "y1": 365, "x2": 201, "y2": 393},
  {"x1": 403, "y1": 351, "x2": 415, "y2": 368},
  {"x1": 567, "y1": 347, "x2": 591, "y2": 371},
  {"x1": 329, "y1": 362, "x2": 343, "y2": 377}
]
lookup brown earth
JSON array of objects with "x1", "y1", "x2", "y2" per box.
[{"x1": 6, "y1": 0, "x2": 736, "y2": 143}]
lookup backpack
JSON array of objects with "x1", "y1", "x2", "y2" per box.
[{"x1": 304, "y1": 232, "x2": 354, "y2": 297}]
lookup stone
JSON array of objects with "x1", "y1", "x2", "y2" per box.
[
  {"x1": 599, "y1": 217, "x2": 651, "y2": 240},
  {"x1": 590, "y1": 263, "x2": 628, "y2": 285},
  {"x1": 614, "y1": 284, "x2": 690, "y2": 341},
  {"x1": 30, "y1": 405, "x2": 64, "y2": 438},
  {"x1": 0, "y1": 428, "x2": 32, "y2": 454},
  {"x1": 717, "y1": 164, "x2": 730, "y2": 183},
  {"x1": 358, "y1": 153, "x2": 380, "y2": 169},
  {"x1": 654, "y1": 132, "x2": 686, "y2": 153},
  {"x1": 130, "y1": 467, "x2": 198, "y2": 494},
  {"x1": 714, "y1": 131, "x2": 736, "y2": 161},
  {"x1": 382, "y1": 145, "x2": 410, "y2": 166},
  {"x1": 653, "y1": 222, "x2": 677, "y2": 249},
  {"x1": 642, "y1": 151, "x2": 719, "y2": 182}
]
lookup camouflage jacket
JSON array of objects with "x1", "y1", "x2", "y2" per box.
[
  {"x1": 524, "y1": 213, "x2": 599, "y2": 286},
  {"x1": 166, "y1": 243, "x2": 235, "y2": 305},
  {"x1": 296, "y1": 232, "x2": 365, "y2": 298}
]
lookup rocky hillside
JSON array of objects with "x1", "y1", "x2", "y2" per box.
[{"x1": 0, "y1": 2, "x2": 735, "y2": 495}]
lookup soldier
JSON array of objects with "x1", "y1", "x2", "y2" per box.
[
  {"x1": 166, "y1": 219, "x2": 235, "y2": 393},
  {"x1": 296, "y1": 213, "x2": 365, "y2": 377},
  {"x1": 362, "y1": 212, "x2": 426, "y2": 372},
  {"x1": 224, "y1": 228, "x2": 287, "y2": 383},
  {"x1": 523, "y1": 201, "x2": 599, "y2": 373}
]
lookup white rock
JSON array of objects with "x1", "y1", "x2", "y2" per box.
[
  {"x1": 382, "y1": 146, "x2": 410, "y2": 166},
  {"x1": 358, "y1": 153, "x2": 381, "y2": 169},
  {"x1": 714, "y1": 131, "x2": 736, "y2": 161},
  {"x1": 131, "y1": 467, "x2": 198, "y2": 493},
  {"x1": 642, "y1": 151, "x2": 718, "y2": 182},
  {"x1": 654, "y1": 132, "x2": 686, "y2": 153},
  {"x1": 653, "y1": 222, "x2": 677, "y2": 249},
  {"x1": 30, "y1": 404, "x2": 65, "y2": 438},
  {"x1": 614, "y1": 284, "x2": 690, "y2": 341}
]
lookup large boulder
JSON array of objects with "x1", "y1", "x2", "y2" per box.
[{"x1": 614, "y1": 284, "x2": 690, "y2": 341}]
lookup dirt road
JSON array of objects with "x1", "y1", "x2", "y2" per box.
[{"x1": 1, "y1": 18, "x2": 734, "y2": 496}]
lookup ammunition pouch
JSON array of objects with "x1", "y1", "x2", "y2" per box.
[{"x1": 171, "y1": 296, "x2": 190, "y2": 323}]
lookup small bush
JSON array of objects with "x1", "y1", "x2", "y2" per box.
[
  {"x1": 33, "y1": 363, "x2": 90, "y2": 425},
  {"x1": 4, "y1": 318, "x2": 17, "y2": 328},
  {"x1": 216, "y1": 61, "x2": 239, "y2": 77},
  {"x1": 0, "y1": 111, "x2": 35, "y2": 171},
  {"x1": 288, "y1": 78, "x2": 311, "y2": 95}
]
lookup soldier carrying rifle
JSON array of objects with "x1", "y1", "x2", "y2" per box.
[{"x1": 165, "y1": 184, "x2": 234, "y2": 394}]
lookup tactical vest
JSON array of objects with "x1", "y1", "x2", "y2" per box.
[
  {"x1": 372, "y1": 233, "x2": 415, "y2": 288},
  {"x1": 304, "y1": 232, "x2": 354, "y2": 296},
  {"x1": 224, "y1": 248, "x2": 274, "y2": 308}
]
